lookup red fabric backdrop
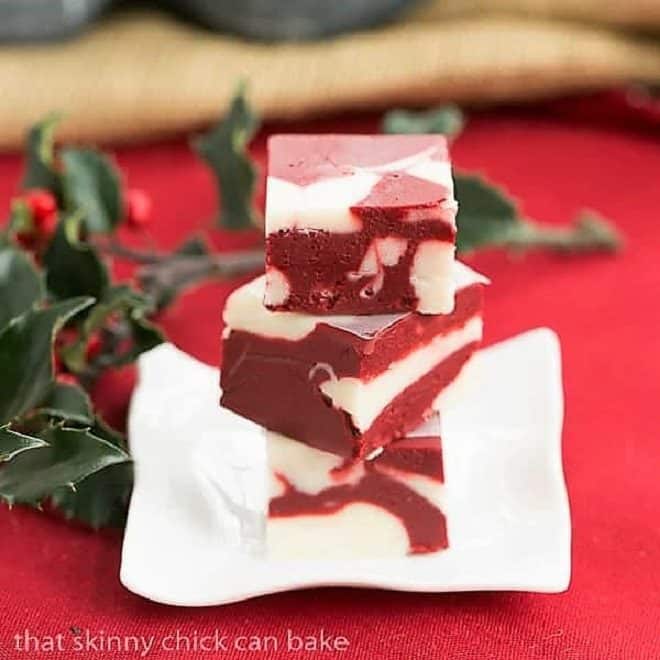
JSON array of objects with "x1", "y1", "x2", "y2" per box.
[{"x1": 0, "y1": 109, "x2": 658, "y2": 659}]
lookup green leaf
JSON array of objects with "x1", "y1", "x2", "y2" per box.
[
  {"x1": 194, "y1": 85, "x2": 260, "y2": 230},
  {"x1": 0, "y1": 297, "x2": 94, "y2": 425},
  {"x1": 22, "y1": 113, "x2": 63, "y2": 196},
  {"x1": 454, "y1": 174, "x2": 622, "y2": 254},
  {"x1": 85, "y1": 285, "x2": 149, "y2": 332},
  {"x1": 0, "y1": 425, "x2": 130, "y2": 508},
  {"x1": 34, "y1": 382, "x2": 93, "y2": 426},
  {"x1": 62, "y1": 285, "x2": 163, "y2": 373},
  {"x1": 44, "y1": 213, "x2": 109, "y2": 300},
  {"x1": 7, "y1": 198, "x2": 34, "y2": 235},
  {"x1": 0, "y1": 245, "x2": 44, "y2": 329},
  {"x1": 61, "y1": 148, "x2": 124, "y2": 234},
  {"x1": 88, "y1": 415, "x2": 126, "y2": 450},
  {"x1": 0, "y1": 426, "x2": 47, "y2": 462},
  {"x1": 454, "y1": 174, "x2": 519, "y2": 253},
  {"x1": 382, "y1": 105, "x2": 465, "y2": 138},
  {"x1": 121, "y1": 317, "x2": 164, "y2": 367},
  {"x1": 51, "y1": 461, "x2": 133, "y2": 529}
]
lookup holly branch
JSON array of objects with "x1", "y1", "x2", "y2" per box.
[{"x1": 383, "y1": 106, "x2": 621, "y2": 254}]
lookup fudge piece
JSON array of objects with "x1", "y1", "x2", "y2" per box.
[
  {"x1": 221, "y1": 261, "x2": 487, "y2": 458},
  {"x1": 264, "y1": 134, "x2": 458, "y2": 315},
  {"x1": 268, "y1": 414, "x2": 447, "y2": 558}
]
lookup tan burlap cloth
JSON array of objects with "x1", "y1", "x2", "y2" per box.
[{"x1": 1, "y1": 0, "x2": 659, "y2": 149}]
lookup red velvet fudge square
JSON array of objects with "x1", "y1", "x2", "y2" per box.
[
  {"x1": 221, "y1": 262, "x2": 487, "y2": 458},
  {"x1": 264, "y1": 134, "x2": 458, "y2": 315}
]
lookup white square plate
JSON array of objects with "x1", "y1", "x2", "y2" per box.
[{"x1": 121, "y1": 328, "x2": 571, "y2": 606}]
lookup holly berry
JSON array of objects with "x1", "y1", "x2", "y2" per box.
[
  {"x1": 24, "y1": 188, "x2": 58, "y2": 237},
  {"x1": 35, "y1": 207, "x2": 58, "y2": 238},
  {"x1": 125, "y1": 188, "x2": 152, "y2": 229},
  {"x1": 14, "y1": 188, "x2": 58, "y2": 247},
  {"x1": 24, "y1": 188, "x2": 56, "y2": 220}
]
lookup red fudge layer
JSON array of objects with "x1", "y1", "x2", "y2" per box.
[{"x1": 266, "y1": 218, "x2": 454, "y2": 314}]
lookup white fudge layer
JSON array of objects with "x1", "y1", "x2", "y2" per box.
[
  {"x1": 410, "y1": 240, "x2": 456, "y2": 314},
  {"x1": 224, "y1": 261, "x2": 488, "y2": 343},
  {"x1": 268, "y1": 504, "x2": 412, "y2": 559},
  {"x1": 267, "y1": 416, "x2": 444, "y2": 560}
]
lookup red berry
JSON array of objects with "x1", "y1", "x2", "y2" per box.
[
  {"x1": 24, "y1": 189, "x2": 57, "y2": 223},
  {"x1": 18, "y1": 189, "x2": 58, "y2": 243},
  {"x1": 56, "y1": 373, "x2": 79, "y2": 387},
  {"x1": 85, "y1": 333, "x2": 103, "y2": 362},
  {"x1": 125, "y1": 188, "x2": 152, "y2": 229},
  {"x1": 35, "y1": 209, "x2": 58, "y2": 239}
]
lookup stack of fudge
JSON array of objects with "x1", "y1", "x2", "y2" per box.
[{"x1": 220, "y1": 135, "x2": 488, "y2": 559}]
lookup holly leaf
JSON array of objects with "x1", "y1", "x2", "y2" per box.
[
  {"x1": 61, "y1": 148, "x2": 124, "y2": 234},
  {"x1": 22, "y1": 113, "x2": 63, "y2": 197},
  {"x1": 0, "y1": 245, "x2": 44, "y2": 329},
  {"x1": 194, "y1": 85, "x2": 260, "y2": 230},
  {"x1": 0, "y1": 426, "x2": 47, "y2": 462},
  {"x1": 34, "y1": 382, "x2": 93, "y2": 426},
  {"x1": 84, "y1": 285, "x2": 149, "y2": 333},
  {"x1": 121, "y1": 317, "x2": 164, "y2": 367},
  {"x1": 382, "y1": 105, "x2": 465, "y2": 138},
  {"x1": 51, "y1": 461, "x2": 133, "y2": 529},
  {"x1": 454, "y1": 174, "x2": 519, "y2": 253},
  {"x1": 0, "y1": 425, "x2": 130, "y2": 508},
  {"x1": 88, "y1": 415, "x2": 126, "y2": 449},
  {"x1": 454, "y1": 174, "x2": 621, "y2": 253},
  {"x1": 0, "y1": 297, "x2": 94, "y2": 425},
  {"x1": 44, "y1": 213, "x2": 109, "y2": 301}
]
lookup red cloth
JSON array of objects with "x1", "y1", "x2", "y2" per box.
[{"x1": 0, "y1": 111, "x2": 659, "y2": 660}]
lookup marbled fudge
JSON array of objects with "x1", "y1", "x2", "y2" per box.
[
  {"x1": 221, "y1": 261, "x2": 487, "y2": 458},
  {"x1": 267, "y1": 414, "x2": 447, "y2": 558},
  {"x1": 264, "y1": 134, "x2": 458, "y2": 315}
]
